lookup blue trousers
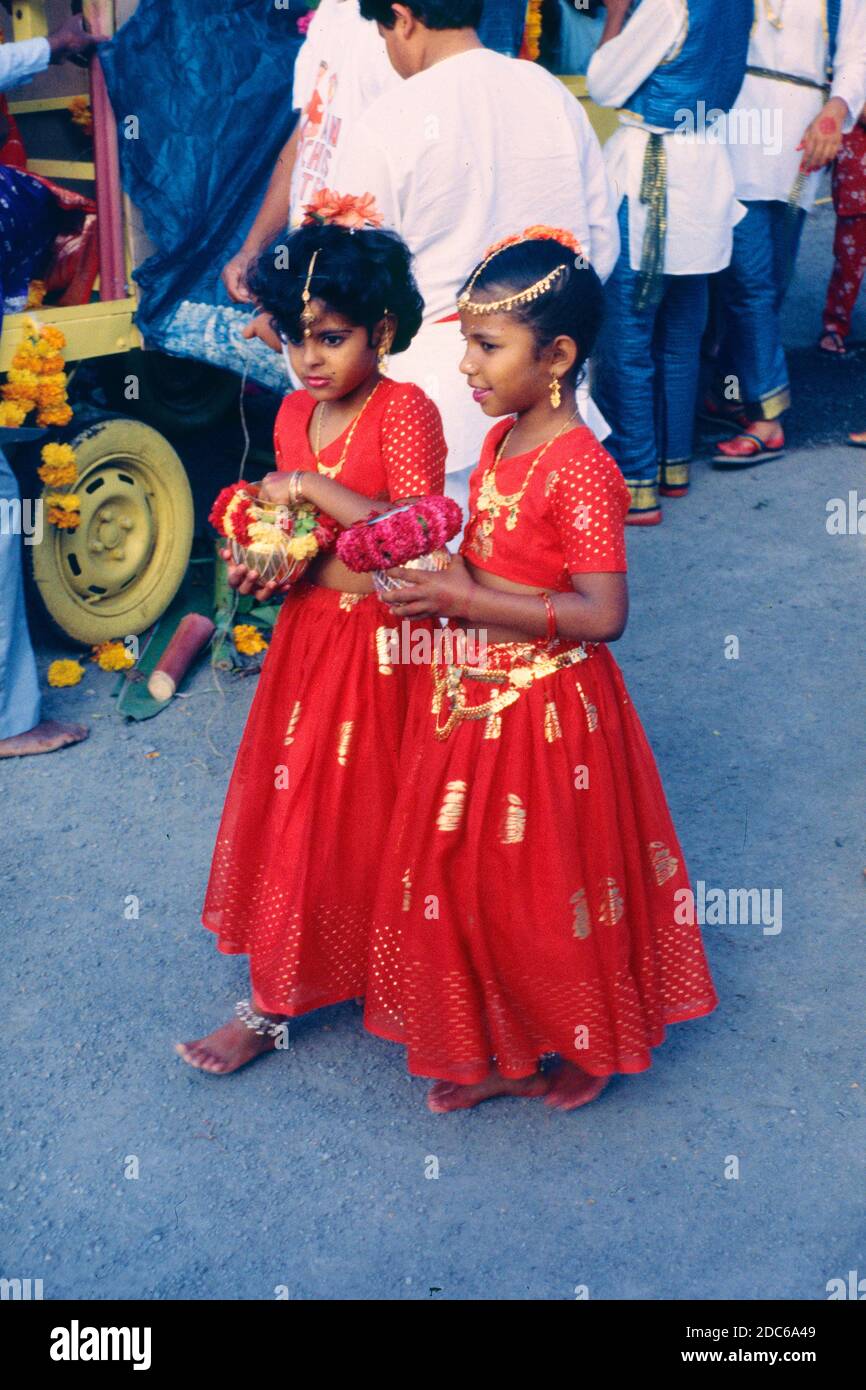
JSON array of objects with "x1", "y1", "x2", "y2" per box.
[
  {"x1": 0, "y1": 449, "x2": 41, "y2": 739},
  {"x1": 595, "y1": 200, "x2": 709, "y2": 483},
  {"x1": 719, "y1": 199, "x2": 806, "y2": 420}
]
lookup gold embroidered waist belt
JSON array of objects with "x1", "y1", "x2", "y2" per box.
[
  {"x1": 636, "y1": 132, "x2": 668, "y2": 313},
  {"x1": 431, "y1": 640, "x2": 597, "y2": 741},
  {"x1": 746, "y1": 65, "x2": 830, "y2": 95}
]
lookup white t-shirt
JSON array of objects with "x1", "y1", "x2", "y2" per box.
[
  {"x1": 289, "y1": 0, "x2": 399, "y2": 224},
  {"x1": 332, "y1": 48, "x2": 619, "y2": 470},
  {"x1": 332, "y1": 47, "x2": 620, "y2": 323}
]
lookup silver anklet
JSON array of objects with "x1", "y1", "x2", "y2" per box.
[{"x1": 234, "y1": 999, "x2": 286, "y2": 1038}]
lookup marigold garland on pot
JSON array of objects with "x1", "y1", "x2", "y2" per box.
[{"x1": 209, "y1": 480, "x2": 337, "y2": 586}]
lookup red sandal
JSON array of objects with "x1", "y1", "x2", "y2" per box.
[{"x1": 713, "y1": 430, "x2": 785, "y2": 469}]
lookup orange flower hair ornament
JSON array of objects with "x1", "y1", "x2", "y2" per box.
[
  {"x1": 457, "y1": 225, "x2": 586, "y2": 317},
  {"x1": 298, "y1": 189, "x2": 386, "y2": 336},
  {"x1": 302, "y1": 189, "x2": 384, "y2": 231}
]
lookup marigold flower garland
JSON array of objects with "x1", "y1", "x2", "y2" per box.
[
  {"x1": 68, "y1": 95, "x2": 93, "y2": 137},
  {"x1": 37, "y1": 441, "x2": 80, "y2": 529},
  {"x1": 337, "y1": 495, "x2": 462, "y2": 573},
  {"x1": 0, "y1": 317, "x2": 73, "y2": 428}
]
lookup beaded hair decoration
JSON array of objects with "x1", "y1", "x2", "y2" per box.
[
  {"x1": 297, "y1": 188, "x2": 386, "y2": 337},
  {"x1": 457, "y1": 225, "x2": 585, "y2": 316}
]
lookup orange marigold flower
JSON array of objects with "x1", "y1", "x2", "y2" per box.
[
  {"x1": 37, "y1": 403, "x2": 74, "y2": 427},
  {"x1": 302, "y1": 187, "x2": 384, "y2": 230},
  {"x1": 91, "y1": 640, "x2": 135, "y2": 671},
  {"x1": 39, "y1": 324, "x2": 66, "y2": 351},
  {"x1": 47, "y1": 506, "x2": 81, "y2": 529},
  {"x1": 26, "y1": 280, "x2": 46, "y2": 308}
]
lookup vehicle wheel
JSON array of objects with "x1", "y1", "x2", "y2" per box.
[
  {"x1": 29, "y1": 418, "x2": 194, "y2": 646},
  {"x1": 104, "y1": 350, "x2": 240, "y2": 435}
]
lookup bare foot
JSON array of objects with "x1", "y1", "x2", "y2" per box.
[
  {"x1": 427, "y1": 1066, "x2": 550, "y2": 1113},
  {"x1": 0, "y1": 720, "x2": 88, "y2": 758},
  {"x1": 175, "y1": 1018, "x2": 284, "y2": 1075},
  {"x1": 544, "y1": 1060, "x2": 609, "y2": 1111}
]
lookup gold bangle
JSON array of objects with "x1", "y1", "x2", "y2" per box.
[{"x1": 288, "y1": 470, "x2": 305, "y2": 507}]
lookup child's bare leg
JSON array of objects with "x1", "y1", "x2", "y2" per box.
[
  {"x1": 543, "y1": 1060, "x2": 609, "y2": 1110},
  {"x1": 175, "y1": 998, "x2": 287, "y2": 1075},
  {"x1": 427, "y1": 1064, "x2": 550, "y2": 1113}
]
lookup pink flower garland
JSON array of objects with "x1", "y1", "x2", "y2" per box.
[{"x1": 337, "y1": 495, "x2": 462, "y2": 573}]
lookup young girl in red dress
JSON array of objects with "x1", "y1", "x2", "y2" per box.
[
  {"x1": 367, "y1": 228, "x2": 718, "y2": 1113},
  {"x1": 177, "y1": 213, "x2": 446, "y2": 1074}
]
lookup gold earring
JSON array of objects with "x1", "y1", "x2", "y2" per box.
[
  {"x1": 550, "y1": 375, "x2": 562, "y2": 410},
  {"x1": 378, "y1": 318, "x2": 393, "y2": 374}
]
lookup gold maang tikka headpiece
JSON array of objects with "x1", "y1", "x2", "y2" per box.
[
  {"x1": 457, "y1": 227, "x2": 583, "y2": 316},
  {"x1": 300, "y1": 248, "x2": 321, "y2": 337}
]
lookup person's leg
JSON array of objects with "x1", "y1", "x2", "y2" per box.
[
  {"x1": 0, "y1": 450, "x2": 87, "y2": 757},
  {"x1": 653, "y1": 273, "x2": 710, "y2": 496},
  {"x1": 714, "y1": 201, "x2": 789, "y2": 465},
  {"x1": 822, "y1": 215, "x2": 866, "y2": 347},
  {"x1": 175, "y1": 987, "x2": 287, "y2": 1075},
  {"x1": 595, "y1": 201, "x2": 663, "y2": 522}
]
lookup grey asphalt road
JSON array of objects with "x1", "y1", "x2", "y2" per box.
[{"x1": 1, "y1": 207, "x2": 864, "y2": 1301}]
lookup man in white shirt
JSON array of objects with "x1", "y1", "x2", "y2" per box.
[
  {"x1": 0, "y1": 13, "x2": 104, "y2": 760},
  {"x1": 712, "y1": 0, "x2": 866, "y2": 468},
  {"x1": 588, "y1": 0, "x2": 753, "y2": 523},
  {"x1": 334, "y1": 0, "x2": 619, "y2": 517}
]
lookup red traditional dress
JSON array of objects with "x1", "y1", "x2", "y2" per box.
[
  {"x1": 203, "y1": 377, "x2": 446, "y2": 1016},
  {"x1": 365, "y1": 421, "x2": 718, "y2": 1083}
]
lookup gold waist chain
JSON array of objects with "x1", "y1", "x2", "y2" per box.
[{"x1": 431, "y1": 643, "x2": 595, "y2": 741}]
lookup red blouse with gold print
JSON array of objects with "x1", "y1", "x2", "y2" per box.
[
  {"x1": 274, "y1": 376, "x2": 447, "y2": 502},
  {"x1": 461, "y1": 420, "x2": 631, "y2": 592}
]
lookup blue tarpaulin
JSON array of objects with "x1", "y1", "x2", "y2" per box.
[{"x1": 100, "y1": 0, "x2": 304, "y2": 338}]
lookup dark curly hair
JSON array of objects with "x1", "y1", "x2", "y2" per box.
[
  {"x1": 359, "y1": 1, "x2": 483, "y2": 28},
  {"x1": 245, "y1": 223, "x2": 425, "y2": 354},
  {"x1": 459, "y1": 237, "x2": 604, "y2": 378}
]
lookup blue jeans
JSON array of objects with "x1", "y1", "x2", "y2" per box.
[
  {"x1": 719, "y1": 200, "x2": 806, "y2": 420},
  {"x1": 0, "y1": 449, "x2": 41, "y2": 739},
  {"x1": 595, "y1": 201, "x2": 709, "y2": 483}
]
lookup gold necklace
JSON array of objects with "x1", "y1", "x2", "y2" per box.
[
  {"x1": 763, "y1": 0, "x2": 786, "y2": 30},
  {"x1": 476, "y1": 409, "x2": 579, "y2": 538},
  {"x1": 314, "y1": 379, "x2": 383, "y2": 479}
]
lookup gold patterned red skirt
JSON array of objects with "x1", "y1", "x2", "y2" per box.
[
  {"x1": 202, "y1": 583, "x2": 433, "y2": 1016},
  {"x1": 365, "y1": 634, "x2": 718, "y2": 1083}
]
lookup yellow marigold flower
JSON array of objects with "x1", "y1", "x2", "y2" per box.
[
  {"x1": 91, "y1": 640, "x2": 135, "y2": 672},
  {"x1": 233, "y1": 624, "x2": 269, "y2": 656},
  {"x1": 47, "y1": 659, "x2": 85, "y2": 688},
  {"x1": 0, "y1": 400, "x2": 28, "y2": 427},
  {"x1": 26, "y1": 280, "x2": 46, "y2": 308},
  {"x1": 37, "y1": 403, "x2": 74, "y2": 427},
  {"x1": 39, "y1": 324, "x2": 66, "y2": 351},
  {"x1": 286, "y1": 532, "x2": 319, "y2": 561},
  {"x1": 45, "y1": 492, "x2": 81, "y2": 512},
  {"x1": 41, "y1": 441, "x2": 77, "y2": 469}
]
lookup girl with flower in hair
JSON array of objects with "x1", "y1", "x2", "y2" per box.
[
  {"x1": 366, "y1": 227, "x2": 718, "y2": 1112},
  {"x1": 177, "y1": 198, "x2": 447, "y2": 1074}
]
